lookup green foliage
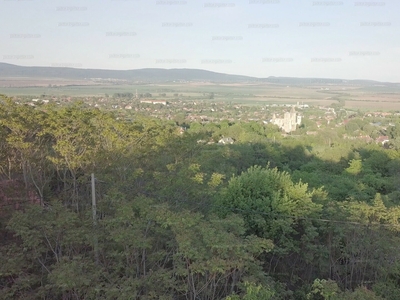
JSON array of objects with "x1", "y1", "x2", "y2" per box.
[
  {"x1": 306, "y1": 280, "x2": 383, "y2": 300},
  {"x1": 226, "y1": 282, "x2": 276, "y2": 300},
  {"x1": 388, "y1": 124, "x2": 400, "y2": 139},
  {"x1": 342, "y1": 287, "x2": 383, "y2": 300},
  {"x1": 307, "y1": 279, "x2": 340, "y2": 299},
  {"x1": 100, "y1": 196, "x2": 273, "y2": 299},
  {"x1": 215, "y1": 165, "x2": 321, "y2": 243},
  {"x1": 1, "y1": 98, "x2": 400, "y2": 298},
  {"x1": 345, "y1": 159, "x2": 362, "y2": 175},
  {"x1": 1, "y1": 201, "x2": 91, "y2": 299}
]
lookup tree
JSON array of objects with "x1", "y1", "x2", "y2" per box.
[
  {"x1": 388, "y1": 124, "x2": 400, "y2": 139},
  {"x1": 41, "y1": 103, "x2": 103, "y2": 209},
  {"x1": 0, "y1": 97, "x2": 50, "y2": 205},
  {"x1": 214, "y1": 165, "x2": 323, "y2": 286},
  {"x1": 345, "y1": 159, "x2": 362, "y2": 176},
  {"x1": 1, "y1": 201, "x2": 92, "y2": 299}
]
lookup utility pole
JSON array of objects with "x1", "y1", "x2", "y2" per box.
[{"x1": 91, "y1": 173, "x2": 99, "y2": 265}]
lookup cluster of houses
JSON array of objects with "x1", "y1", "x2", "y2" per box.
[
  {"x1": 343, "y1": 134, "x2": 390, "y2": 145},
  {"x1": 140, "y1": 100, "x2": 167, "y2": 105}
]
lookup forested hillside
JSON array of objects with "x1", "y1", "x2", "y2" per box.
[{"x1": 1, "y1": 94, "x2": 400, "y2": 299}]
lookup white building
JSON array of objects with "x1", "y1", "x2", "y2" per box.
[{"x1": 270, "y1": 106, "x2": 301, "y2": 133}]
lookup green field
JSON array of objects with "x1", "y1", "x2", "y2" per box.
[{"x1": 1, "y1": 82, "x2": 400, "y2": 110}]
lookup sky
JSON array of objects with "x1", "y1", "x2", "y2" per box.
[{"x1": 0, "y1": 0, "x2": 399, "y2": 82}]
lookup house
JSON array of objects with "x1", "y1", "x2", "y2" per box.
[
  {"x1": 376, "y1": 136, "x2": 389, "y2": 145},
  {"x1": 178, "y1": 127, "x2": 186, "y2": 135},
  {"x1": 140, "y1": 100, "x2": 167, "y2": 105},
  {"x1": 153, "y1": 100, "x2": 167, "y2": 105},
  {"x1": 218, "y1": 137, "x2": 234, "y2": 145}
]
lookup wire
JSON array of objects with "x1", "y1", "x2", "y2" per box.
[
  {"x1": 163, "y1": 197, "x2": 400, "y2": 229},
  {"x1": 1, "y1": 177, "x2": 399, "y2": 230},
  {"x1": 214, "y1": 206, "x2": 400, "y2": 229}
]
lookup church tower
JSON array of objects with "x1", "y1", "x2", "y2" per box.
[{"x1": 290, "y1": 106, "x2": 296, "y2": 131}]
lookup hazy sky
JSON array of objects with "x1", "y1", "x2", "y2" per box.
[{"x1": 1, "y1": 0, "x2": 399, "y2": 82}]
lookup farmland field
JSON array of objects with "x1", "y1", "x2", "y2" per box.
[{"x1": 1, "y1": 79, "x2": 399, "y2": 110}]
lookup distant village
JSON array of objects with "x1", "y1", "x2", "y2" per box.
[{"x1": 9, "y1": 93, "x2": 400, "y2": 147}]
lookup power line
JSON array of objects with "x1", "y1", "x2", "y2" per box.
[
  {"x1": 166, "y1": 198, "x2": 400, "y2": 229},
  {"x1": 214, "y1": 206, "x2": 400, "y2": 229},
  {"x1": 2, "y1": 180, "x2": 399, "y2": 230}
]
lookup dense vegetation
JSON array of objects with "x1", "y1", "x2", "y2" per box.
[{"x1": 1, "y1": 94, "x2": 400, "y2": 299}]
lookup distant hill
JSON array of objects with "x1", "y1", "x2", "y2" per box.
[
  {"x1": 0, "y1": 63, "x2": 254, "y2": 83},
  {"x1": 0, "y1": 63, "x2": 397, "y2": 86}
]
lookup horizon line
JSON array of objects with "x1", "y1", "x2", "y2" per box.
[{"x1": 0, "y1": 62, "x2": 399, "y2": 84}]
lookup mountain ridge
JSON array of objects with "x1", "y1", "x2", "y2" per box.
[{"x1": 0, "y1": 63, "x2": 398, "y2": 85}]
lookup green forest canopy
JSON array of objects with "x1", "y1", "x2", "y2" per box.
[{"x1": 1, "y1": 95, "x2": 400, "y2": 299}]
